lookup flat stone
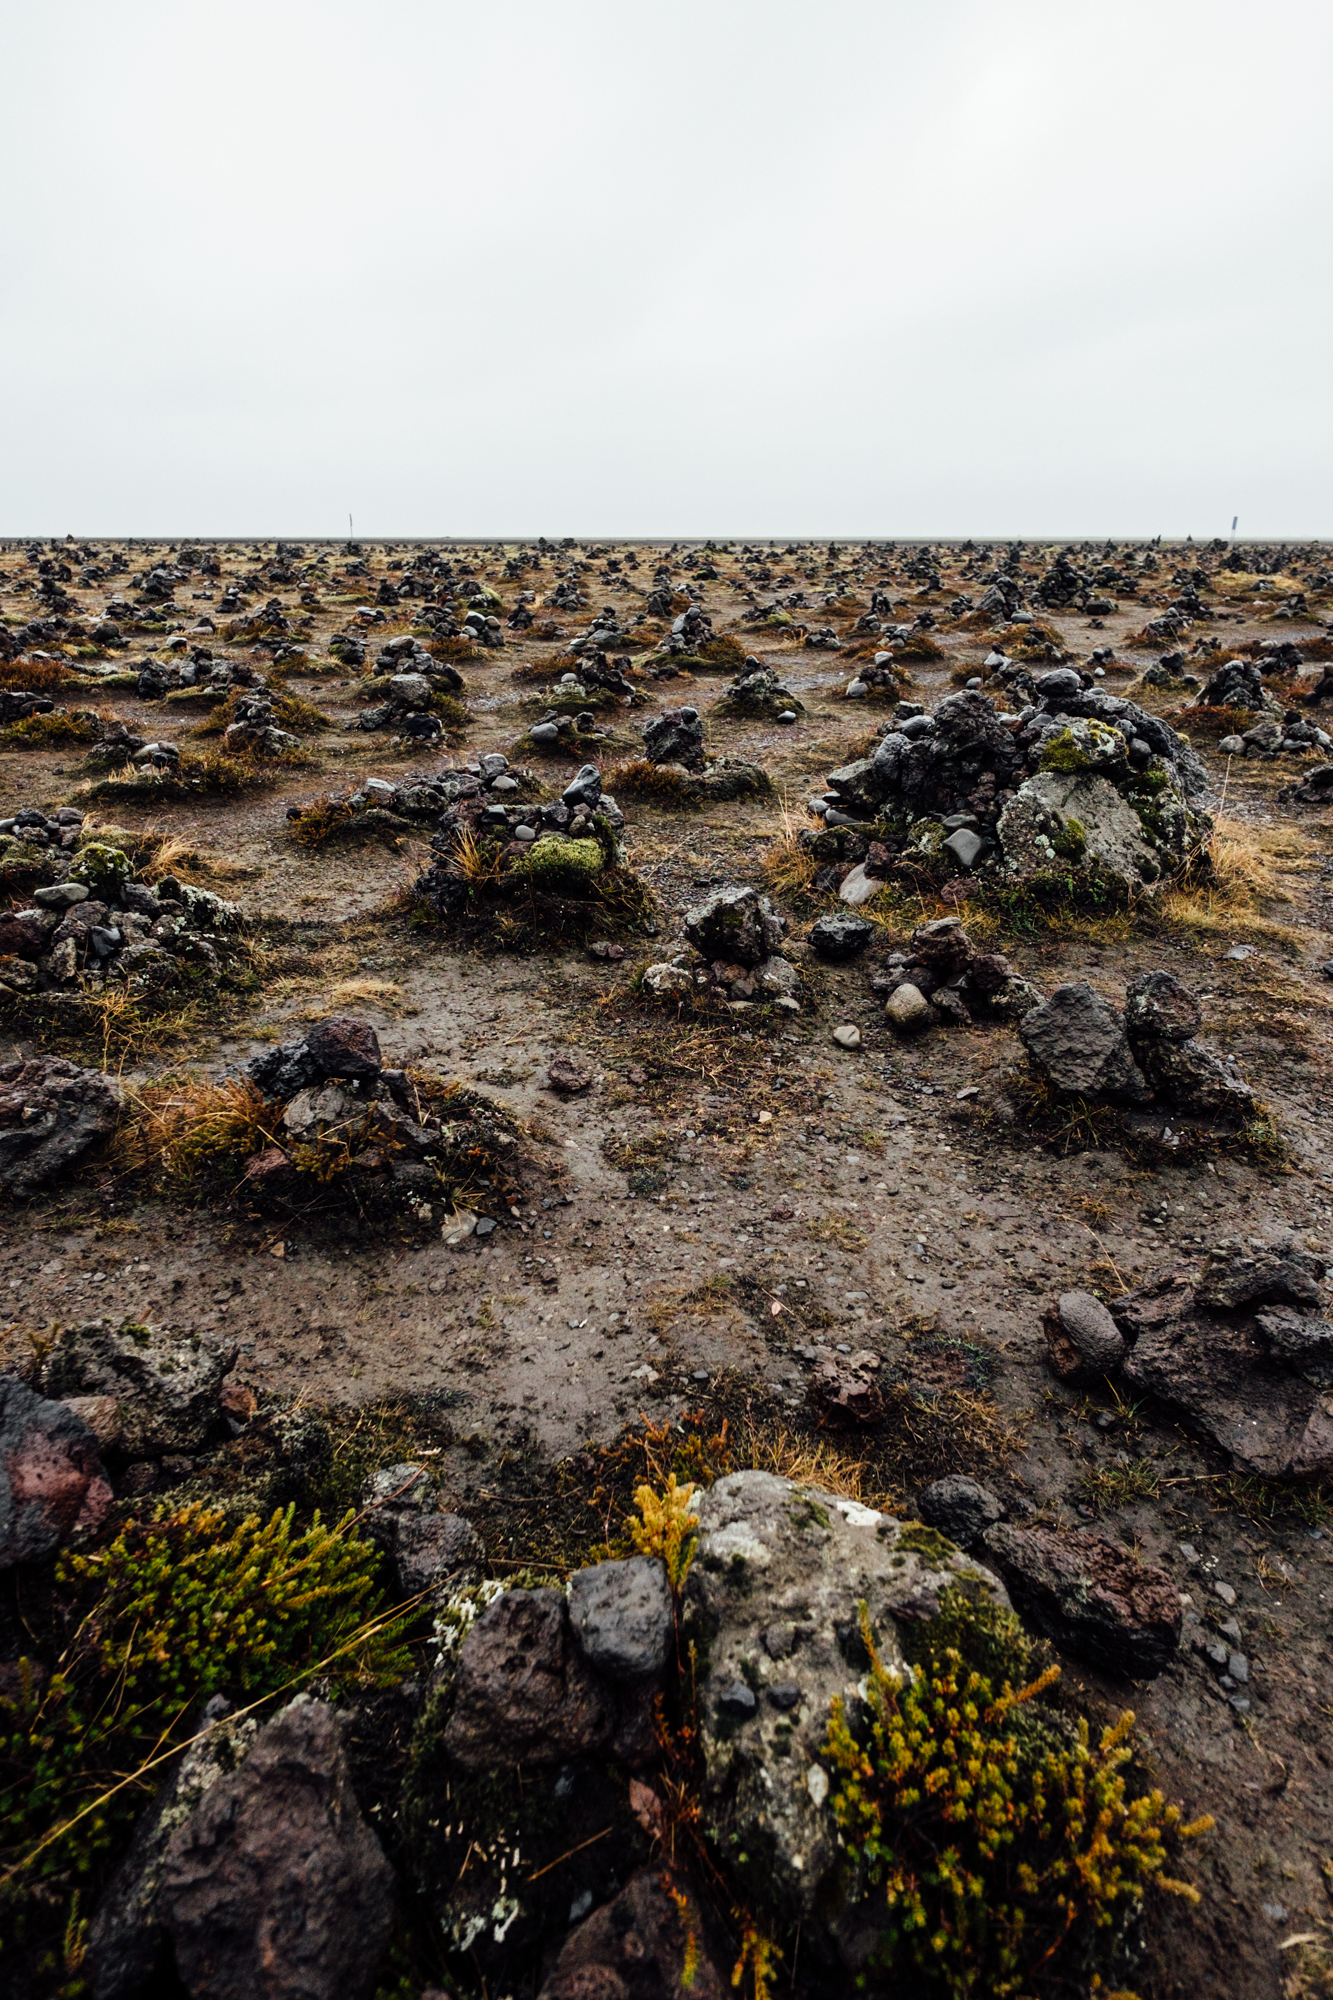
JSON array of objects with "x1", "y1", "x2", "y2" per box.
[
  {"x1": 837, "y1": 863, "x2": 887, "y2": 907},
  {"x1": 983, "y1": 1523, "x2": 1181, "y2": 1677},
  {"x1": 832, "y1": 1025, "x2": 861, "y2": 1049},
  {"x1": 942, "y1": 827, "x2": 984, "y2": 870},
  {"x1": 34, "y1": 882, "x2": 90, "y2": 908}
]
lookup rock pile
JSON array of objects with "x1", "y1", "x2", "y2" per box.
[
  {"x1": 1185, "y1": 657, "x2": 1332, "y2": 758},
  {"x1": 641, "y1": 883, "x2": 800, "y2": 1009},
  {"x1": 526, "y1": 699, "x2": 612, "y2": 751},
  {"x1": 809, "y1": 673, "x2": 1212, "y2": 890},
  {"x1": 1043, "y1": 1235, "x2": 1333, "y2": 1478},
  {"x1": 1020, "y1": 969, "x2": 1255, "y2": 1122},
  {"x1": 657, "y1": 602, "x2": 713, "y2": 657},
  {"x1": 222, "y1": 689, "x2": 303, "y2": 756},
  {"x1": 0, "y1": 826, "x2": 245, "y2": 999},
  {"x1": 870, "y1": 914, "x2": 1044, "y2": 1032},
  {"x1": 137, "y1": 654, "x2": 266, "y2": 701},
  {"x1": 641, "y1": 704, "x2": 704, "y2": 769},
  {"x1": 356, "y1": 672, "x2": 446, "y2": 741},
  {"x1": 715, "y1": 660, "x2": 803, "y2": 721},
  {"x1": 241, "y1": 1015, "x2": 529, "y2": 1221},
  {"x1": 371, "y1": 633, "x2": 466, "y2": 688}
]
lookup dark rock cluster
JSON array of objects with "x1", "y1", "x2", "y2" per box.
[
  {"x1": 1019, "y1": 969, "x2": 1255, "y2": 1122},
  {"x1": 241, "y1": 1015, "x2": 527, "y2": 1222},
  {"x1": 642, "y1": 883, "x2": 799, "y2": 1008},
  {"x1": 1043, "y1": 1236, "x2": 1333, "y2": 1479},
  {"x1": 809, "y1": 672, "x2": 1212, "y2": 890},
  {"x1": 0, "y1": 818, "x2": 244, "y2": 999}
]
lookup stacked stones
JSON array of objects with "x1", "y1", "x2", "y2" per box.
[{"x1": 641, "y1": 884, "x2": 800, "y2": 1009}]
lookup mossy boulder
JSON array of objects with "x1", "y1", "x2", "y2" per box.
[
  {"x1": 523, "y1": 835, "x2": 605, "y2": 893},
  {"x1": 70, "y1": 843, "x2": 134, "y2": 899}
]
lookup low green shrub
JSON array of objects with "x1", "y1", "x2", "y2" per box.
[
  {"x1": 825, "y1": 1604, "x2": 1210, "y2": 1998},
  {"x1": 1, "y1": 1502, "x2": 412, "y2": 1892}
]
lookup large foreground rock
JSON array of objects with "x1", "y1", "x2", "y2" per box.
[
  {"x1": 682, "y1": 1471, "x2": 1010, "y2": 1934},
  {"x1": 40, "y1": 1320, "x2": 238, "y2": 1456},
  {"x1": 982, "y1": 1524, "x2": 1181, "y2": 1678},
  {"x1": 441, "y1": 1586, "x2": 618, "y2": 1768},
  {"x1": 156, "y1": 1697, "x2": 394, "y2": 2000},
  {"x1": 0, "y1": 1056, "x2": 124, "y2": 1195},
  {"x1": 87, "y1": 1706, "x2": 259, "y2": 2000},
  {"x1": 0, "y1": 1374, "x2": 112, "y2": 1567}
]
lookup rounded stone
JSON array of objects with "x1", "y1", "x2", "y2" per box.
[{"x1": 885, "y1": 982, "x2": 932, "y2": 1032}]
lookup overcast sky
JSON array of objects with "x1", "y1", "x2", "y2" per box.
[{"x1": 3, "y1": 0, "x2": 1330, "y2": 540}]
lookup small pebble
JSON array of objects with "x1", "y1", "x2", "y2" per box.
[{"x1": 832, "y1": 1024, "x2": 861, "y2": 1050}]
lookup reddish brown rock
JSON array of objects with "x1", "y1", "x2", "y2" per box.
[
  {"x1": 1041, "y1": 1290, "x2": 1126, "y2": 1385},
  {"x1": 807, "y1": 1350, "x2": 886, "y2": 1429},
  {"x1": 547, "y1": 1054, "x2": 595, "y2": 1096},
  {"x1": 158, "y1": 1697, "x2": 393, "y2": 2000},
  {"x1": 304, "y1": 1015, "x2": 382, "y2": 1079},
  {"x1": 442, "y1": 1586, "x2": 616, "y2": 1768},
  {"x1": 0, "y1": 911, "x2": 49, "y2": 958},
  {"x1": 1, "y1": 1374, "x2": 113, "y2": 1567},
  {"x1": 982, "y1": 1523, "x2": 1181, "y2": 1677}
]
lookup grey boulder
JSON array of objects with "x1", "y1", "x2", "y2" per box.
[
  {"x1": 918, "y1": 1474, "x2": 1005, "y2": 1550},
  {"x1": 682, "y1": 1471, "x2": 1009, "y2": 1940},
  {"x1": 40, "y1": 1320, "x2": 238, "y2": 1456},
  {"x1": 1019, "y1": 982, "x2": 1149, "y2": 1101},
  {"x1": 568, "y1": 1555, "x2": 673, "y2": 1681},
  {"x1": 0, "y1": 1056, "x2": 124, "y2": 1196}
]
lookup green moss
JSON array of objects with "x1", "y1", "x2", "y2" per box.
[
  {"x1": 69, "y1": 842, "x2": 134, "y2": 898},
  {"x1": 1050, "y1": 815, "x2": 1087, "y2": 861},
  {"x1": 823, "y1": 1597, "x2": 1211, "y2": 1998},
  {"x1": 0, "y1": 1502, "x2": 411, "y2": 1895},
  {"x1": 523, "y1": 835, "x2": 605, "y2": 892},
  {"x1": 893, "y1": 1523, "x2": 958, "y2": 1566},
  {"x1": 898, "y1": 1580, "x2": 1033, "y2": 1685},
  {"x1": 1039, "y1": 725, "x2": 1094, "y2": 773}
]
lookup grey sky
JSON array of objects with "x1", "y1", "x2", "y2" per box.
[{"x1": 4, "y1": 0, "x2": 1330, "y2": 539}]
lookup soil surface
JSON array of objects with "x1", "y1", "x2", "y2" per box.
[{"x1": 3, "y1": 536, "x2": 1333, "y2": 1999}]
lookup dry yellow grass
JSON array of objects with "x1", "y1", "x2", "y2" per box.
[
  {"x1": 1160, "y1": 814, "x2": 1319, "y2": 941},
  {"x1": 325, "y1": 977, "x2": 404, "y2": 1010},
  {"x1": 105, "y1": 1076, "x2": 284, "y2": 1192}
]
